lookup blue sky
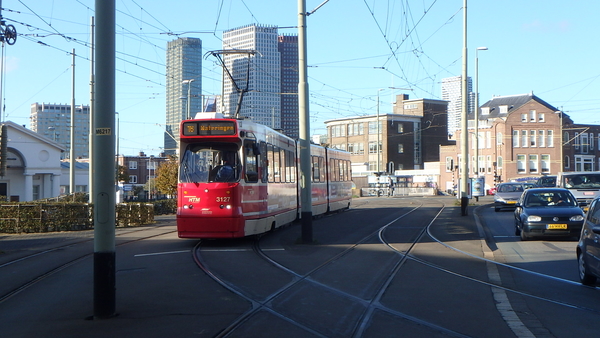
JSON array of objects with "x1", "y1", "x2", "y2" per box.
[{"x1": 2, "y1": 1, "x2": 598, "y2": 156}]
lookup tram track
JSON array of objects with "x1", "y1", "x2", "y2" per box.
[
  {"x1": 195, "y1": 198, "x2": 600, "y2": 337},
  {"x1": 0, "y1": 224, "x2": 177, "y2": 304},
  {"x1": 194, "y1": 201, "x2": 473, "y2": 337}
]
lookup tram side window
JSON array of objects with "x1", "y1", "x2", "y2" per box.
[
  {"x1": 312, "y1": 156, "x2": 325, "y2": 182},
  {"x1": 273, "y1": 146, "x2": 281, "y2": 183},
  {"x1": 260, "y1": 142, "x2": 268, "y2": 183},
  {"x1": 320, "y1": 157, "x2": 326, "y2": 182},
  {"x1": 244, "y1": 141, "x2": 258, "y2": 183},
  {"x1": 267, "y1": 144, "x2": 275, "y2": 183},
  {"x1": 280, "y1": 148, "x2": 286, "y2": 183},
  {"x1": 287, "y1": 150, "x2": 296, "y2": 183}
]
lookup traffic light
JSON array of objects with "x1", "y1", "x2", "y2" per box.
[{"x1": 0, "y1": 124, "x2": 7, "y2": 177}]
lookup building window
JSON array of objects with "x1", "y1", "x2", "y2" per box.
[
  {"x1": 538, "y1": 130, "x2": 545, "y2": 147},
  {"x1": 478, "y1": 155, "x2": 485, "y2": 174},
  {"x1": 513, "y1": 130, "x2": 519, "y2": 147},
  {"x1": 541, "y1": 154, "x2": 550, "y2": 173},
  {"x1": 582, "y1": 133, "x2": 589, "y2": 153},
  {"x1": 368, "y1": 141, "x2": 377, "y2": 154},
  {"x1": 397, "y1": 123, "x2": 404, "y2": 133},
  {"x1": 538, "y1": 113, "x2": 545, "y2": 122},
  {"x1": 500, "y1": 105, "x2": 508, "y2": 114},
  {"x1": 517, "y1": 154, "x2": 526, "y2": 173},
  {"x1": 521, "y1": 130, "x2": 528, "y2": 147},
  {"x1": 129, "y1": 161, "x2": 137, "y2": 169},
  {"x1": 521, "y1": 113, "x2": 527, "y2": 122},
  {"x1": 129, "y1": 175, "x2": 137, "y2": 184},
  {"x1": 530, "y1": 130, "x2": 536, "y2": 147},
  {"x1": 547, "y1": 130, "x2": 554, "y2": 147},
  {"x1": 398, "y1": 144, "x2": 404, "y2": 153},
  {"x1": 445, "y1": 156, "x2": 454, "y2": 172},
  {"x1": 497, "y1": 132, "x2": 503, "y2": 145},
  {"x1": 529, "y1": 110, "x2": 536, "y2": 122},
  {"x1": 590, "y1": 133, "x2": 594, "y2": 151},
  {"x1": 575, "y1": 132, "x2": 580, "y2": 150},
  {"x1": 529, "y1": 154, "x2": 538, "y2": 173},
  {"x1": 481, "y1": 107, "x2": 490, "y2": 115},
  {"x1": 564, "y1": 156, "x2": 570, "y2": 169},
  {"x1": 575, "y1": 156, "x2": 595, "y2": 172}
]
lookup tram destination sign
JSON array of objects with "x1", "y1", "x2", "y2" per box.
[{"x1": 183, "y1": 121, "x2": 236, "y2": 136}]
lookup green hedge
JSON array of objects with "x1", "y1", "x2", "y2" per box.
[{"x1": 0, "y1": 202, "x2": 157, "y2": 234}]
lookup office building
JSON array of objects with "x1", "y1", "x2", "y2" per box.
[
  {"x1": 441, "y1": 75, "x2": 474, "y2": 136},
  {"x1": 30, "y1": 103, "x2": 90, "y2": 159},
  {"x1": 278, "y1": 34, "x2": 299, "y2": 139},
  {"x1": 222, "y1": 24, "x2": 281, "y2": 130},
  {"x1": 166, "y1": 37, "x2": 202, "y2": 154}
]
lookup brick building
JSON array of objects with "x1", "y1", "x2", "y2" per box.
[
  {"x1": 326, "y1": 94, "x2": 450, "y2": 174},
  {"x1": 438, "y1": 92, "x2": 597, "y2": 193}
]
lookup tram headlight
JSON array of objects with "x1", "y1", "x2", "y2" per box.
[{"x1": 219, "y1": 204, "x2": 232, "y2": 210}]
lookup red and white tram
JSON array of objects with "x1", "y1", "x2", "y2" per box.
[{"x1": 177, "y1": 113, "x2": 352, "y2": 238}]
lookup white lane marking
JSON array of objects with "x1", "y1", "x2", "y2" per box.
[{"x1": 135, "y1": 250, "x2": 190, "y2": 257}]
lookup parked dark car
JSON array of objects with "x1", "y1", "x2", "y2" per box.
[
  {"x1": 494, "y1": 182, "x2": 534, "y2": 212},
  {"x1": 514, "y1": 188, "x2": 584, "y2": 241},
  {"x1": 536, "y1": 175, "x2": 557, "y2": 187},
  {"x1": 577, "y1": 196, "x2": 600, "y2": 285}
]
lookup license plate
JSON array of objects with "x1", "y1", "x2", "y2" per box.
[
  {"x1": 507, "y1": 201, "x2": 516, "y2": 204},
  {"x1": 547, "y1": 224, "x2": 567, "y2": 230}
]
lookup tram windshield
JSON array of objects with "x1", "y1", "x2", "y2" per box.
[{"x1": 180, "y1": 143, "x2": 240, "y2": 183}]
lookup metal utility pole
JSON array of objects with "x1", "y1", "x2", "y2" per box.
[
  {"x1": 70, "y1": 49, "x2": 76, "y2": 196},
  {"x1": 460, "y1": 0, "x2": 469, "y2": 216},
  {"x1": 93, "y1": 0, "x2": 116, "y2": 319},
  {"x1": 89, "y1": 16, "x2": 95, "y2": 204},
  {"x1": 298, "y1": 0, "x2": 312, "y2": 243},
  {"x1": 474, "y1": 46, "x2": 488, "y2": 182}
]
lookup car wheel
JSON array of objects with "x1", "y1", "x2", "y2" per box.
[
  {"x1": 520, "y1": 227, "x2": 529, "y2": 241},
  {"x1": 578, "y1": 253, "x2": 597, "y2": 286}
]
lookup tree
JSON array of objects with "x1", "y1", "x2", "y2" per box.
[
  {"x1": 155, "y1": 155, "x2": 178, "y2": 197},
  {"x1": 116, "y1": 164, "x2": 128, "y2": 183}
]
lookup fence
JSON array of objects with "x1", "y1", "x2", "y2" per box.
[
  {"x1": 0, "y1": 203, "x2": 156, "y2": 234},
  {"x1": 361, "y1": 187, "x2": 437, "y2": 197}
]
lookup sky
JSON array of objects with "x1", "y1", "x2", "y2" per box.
[{"x1": 1, "y1": 0, "x2": 599, "y2": 156}]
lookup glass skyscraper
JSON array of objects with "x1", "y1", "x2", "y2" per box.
[
  {"x1": 165, "y1": 37, "x2": 202, "y2": 154},
  {"x1": 441, "y1": 75, "x2": 474, "y2": 137}
]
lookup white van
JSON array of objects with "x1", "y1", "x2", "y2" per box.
[{"x1": 556, "y1": 171, "x2": 600, "y2": 210}]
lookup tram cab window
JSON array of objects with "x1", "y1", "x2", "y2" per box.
[
  {"x1": 180, "y1": 144, "x2": 240, "y2": 183},
  {"x1": 244, "y1": 140, "x2": 259, "y2": 183}
]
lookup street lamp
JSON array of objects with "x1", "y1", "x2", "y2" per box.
[
  {"x1": 474, "y1": 47, "x2": 488, "y2": 178},
  {"x1": 182, "y1": 79, "x2": 195, "y2": 119}
]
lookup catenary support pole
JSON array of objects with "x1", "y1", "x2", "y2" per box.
[
  {"x1": 89, "y1": 16, "x2": 95, "y2": 204},
  {"x1": 70, "y1": 49, "x2": 76, "y2": 196},
  {"x1": 298, "y1": 0, "x2": 313, "y2": 243},
  {"x1": 460, "y1": 0, "x2": 469, "y2": 216},
  {"x1": 93, "y1": 0, "x2": 116, "y2": 319}
]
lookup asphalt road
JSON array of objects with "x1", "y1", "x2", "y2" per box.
[{"x1": 1, "y1": 197, "x2": 599, "y2": 337}]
